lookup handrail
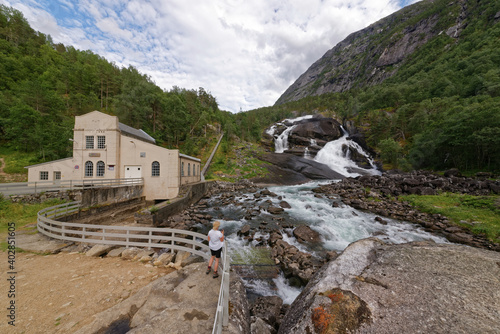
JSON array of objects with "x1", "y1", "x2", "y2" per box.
[
  {"x1": 212, "y1": 241, "x2": 230, "y2": 334},
  {"x1": 37, "y1": 201, "x2": 230, "y2": 332},
  {"x1": 1, "y1": 177, "x2": 143, "y2": 196}
]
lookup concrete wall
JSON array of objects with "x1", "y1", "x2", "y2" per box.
[
  {"x1": 135, "y1": 181, "x2": 214, "y2": 225},
  {"x1": 81, "y1": 185, "x2": 144, "y2": 207}
]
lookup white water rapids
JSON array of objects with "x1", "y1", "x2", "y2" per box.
[{"x1": 198, "y1": 181, "x2": 449, "y2": 305}]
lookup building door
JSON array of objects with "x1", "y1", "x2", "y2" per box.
[{"x1": 124, "y1": 166, "x2": 142, "y2": 179}]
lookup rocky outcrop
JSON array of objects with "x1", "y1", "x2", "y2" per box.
[
  {"x1": 288, "y1": 118, "x2": 342, "y2": 145},
  {"x1": 270, "y1": 238, "x2": 323, "y2": 286},
  {"x1": 279, "y1": 238, "x2": 500, "y2": 334},
  {"x1": 275, "y1": 0, "x2": 455, "y2": 104},
  {"x1": 73, "y1": 262, "x2": 218, "y2": 334},
  {"x1": 259, "y1": 153, "x2": 345, "y2": 180}
]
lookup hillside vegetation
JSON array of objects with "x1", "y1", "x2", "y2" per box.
[
  {"x1": 0, "y1": 5, "x2": 236, "y2": 166},
  {"x1": 247, "y1": 0, "x2": 500, "y2": 173}
]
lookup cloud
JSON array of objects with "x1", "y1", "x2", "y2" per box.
[{"x1": 1, "y1": 0, "x2": 408, "y2": 112}]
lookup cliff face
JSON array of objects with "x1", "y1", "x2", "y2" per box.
[{"x1": 275, "y1": 0, "x2": 469, "y2": 105}]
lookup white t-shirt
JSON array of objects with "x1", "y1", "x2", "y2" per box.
[{"x1": 208, "y1": 229, "x2": 224, "y2": 250}]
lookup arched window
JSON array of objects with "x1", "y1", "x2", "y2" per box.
[
  {"x1": 152, "y1": 161, "x2": 160, "y2": 176},
  {"x1": 96, "y1": 161, "x2": 105, "y2": 177},
  {"x1": 85, "y1": 161, "x2": 93, "y2": 177},
  {"x1": 188, "y1": 163, "x2": 191, "y2": 176},
  {"x1": 193, "y1": 164, "x2": 196, "y2": 176},
  {"x1": 181, "y1": 162, "x2": 184, "y2": 176}
]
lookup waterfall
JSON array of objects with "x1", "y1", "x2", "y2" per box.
[
  {"x1": 314, "y1": 127, "x2": 380, "y2": 177},
  {"x1": 303, "y1": 147, "x2": 310, "y2": 159},
  {"x1": 275, "y1": 125, "x2": 296, "y2": 153}
]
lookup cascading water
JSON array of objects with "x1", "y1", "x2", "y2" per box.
[
  {"x1": 275, "y1": 125, "x2": 296, "y2": 153},
  {"x1": 196, "y1": 181, "x2": 449, "y2": 305},
  {"x1": 314, "y1": 127, "x2": 381, "y2": 177}
]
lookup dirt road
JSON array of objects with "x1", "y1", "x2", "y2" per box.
[{"x1": 0, "y1": 250, "x2": 174, "y2": 334}]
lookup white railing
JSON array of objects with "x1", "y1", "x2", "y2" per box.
[
  {"x1": 212, "y1": 241, "x2": 230, "y2": 334},
  {"x1": 37, "y1": 201, "x2": 230, "y2": 332},
  {"x1": 1, "y1": 178, "x2": 143, "y2": 196}
]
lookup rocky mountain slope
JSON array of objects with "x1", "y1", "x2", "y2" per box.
[{"x1": 275, "y1": 0, "x2": 475, "y2": 104}]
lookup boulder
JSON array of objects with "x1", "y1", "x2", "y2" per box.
[
  {"x1": 267, "y1": 206, "x2": 284, "y2": 215},
  {"x1": 251, "y1": 295, "x2": 283, "y2": 328},
  {"x1": 293, "y1": 225, "x2": 321, "y2": 243},
  {"x1": 290, "y1": 118, "x2": 343, "y2": 143},
  {"x1": 279, "y1": 238, "x2": 500, "y2": 334},
  {"x1": 153, "y1": 252, "x2": 175, "y2": 266},
  {"x1": 121, "y1": 247, "x2": 141, "y2": 260},
  {"x1": 85, "y1": 244, "x2": 114, "y2": 257},
  {"x1": 279, "y1": 201, "x2": 291, "y2": 209},
  {"x1": 107, "y1": 247, "x2": 126, "y2": 257}
]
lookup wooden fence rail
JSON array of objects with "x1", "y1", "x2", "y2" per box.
[{"x1": 37, "y1": 201, "x2": 229, "y2": 333}]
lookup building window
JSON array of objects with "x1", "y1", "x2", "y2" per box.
[
  {"x1": 86, "y1": 136, "x2": 94, "y2": 149},
  {"x1": 96, "y1": 161, "x2": 105, "y2": 177},
  {"x1": 152, "y1": 161, "x2": 160, "y2": 176},
  {"x1": 181, "y1": 162, "x2": 184, "y2": 176},
  {"x1": 188, "y1": 163, "x2": 191, "y2": 176},
  {"x1": 40, "y1": 171, "x2": 48, "y2": 180},
  {"x1": 85, "y1": 161, "x2": 93, "y2": 177},
  {"x1": 97, "y1": 136, "x2": 106, "y2": 149},
  {"x1": 193, "y1": 164, "x2": 196, "y2": 176},
  {"x1": 54, "y1": 171, "x2": 61, "y2": 180}
]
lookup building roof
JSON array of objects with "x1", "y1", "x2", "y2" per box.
[
  {"x1": 179, "y1": 153, "x2": 201, "y2": 162},
  {"x1": 119, "y1": 122, "x2": 156, "y2": 144},
  {"x1": 24, "y1": 157, "x2": 73, "y2": 168}
]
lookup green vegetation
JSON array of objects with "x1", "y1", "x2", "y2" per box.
[
  {"x1": 0, "y1": 5, "x2": 236, "y2": 163},
  {"x1": 205, "y1": 141, "x2": 269, "y2": 182},
  {"x1": 244, "y1": 0, "x2": 500, "y2": 173},
  {"x1": 0, "y1": 195, "x2": 66, "y2": 250},
  {"x1": 401, "y1": 193, "x2": 500, "y2": 243}
]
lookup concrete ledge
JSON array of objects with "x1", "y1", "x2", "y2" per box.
[{"x1": 135, "y1": 181, "x2": 214, "y2": 226}]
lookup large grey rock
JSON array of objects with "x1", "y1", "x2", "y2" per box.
[
  {"x1": 279, "y1": 238, "x2": 500, "y2": 334},
  {"x1": 260, "y1": 153, "x2": 345, "y2": 180},
  {"x1": 86, "y1": 244, "x2": 114, "y2": 257},
  {"x1": 73, "y1": 262, "x2": 219, "y2": 334}
]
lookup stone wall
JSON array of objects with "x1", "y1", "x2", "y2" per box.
[
  {"x1": 135, "y1": 181, "x2": 214, "y2": 225},
  {"x1": 8, "y1": 190, "x2": 82, "y2": 204}
]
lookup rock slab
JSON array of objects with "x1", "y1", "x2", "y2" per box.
[{"x1": 279, "y1": 238, "x2": 500, "y2": 334}]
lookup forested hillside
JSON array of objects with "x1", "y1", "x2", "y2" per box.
[
  {"x1": 0, "y1": 5, "x2": 236, "y2": 164},
  {"x1": 247, "y1": 0, "x2": 500, "y2": 173}
]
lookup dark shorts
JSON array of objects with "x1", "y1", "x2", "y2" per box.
[{"x1": 210, "y1": 248, "x2": 222, "y2": 259}]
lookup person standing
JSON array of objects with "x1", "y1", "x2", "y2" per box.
[{"x1": 207, "y1": 221, "x2": 224, "y2": 278}]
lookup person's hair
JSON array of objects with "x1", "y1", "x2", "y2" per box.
[{"x1": 213, "y1": 221, "x2": 220, "y2": 230}]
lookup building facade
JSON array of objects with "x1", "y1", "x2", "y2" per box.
[{"x1": 26, "y1": 111, "x2": 201, "y2": 200}]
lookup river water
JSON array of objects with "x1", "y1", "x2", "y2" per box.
[{"x1": 197, "y1": 181, "x2": 449, "y2": 304}]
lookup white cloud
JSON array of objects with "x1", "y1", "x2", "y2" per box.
[{"x1": 1, "y1": 0, "x2": 406, "y2": 112}]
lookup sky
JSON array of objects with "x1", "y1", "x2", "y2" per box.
[{"x1": 1, "y1": 0, "x2": 420, "y2": 113}]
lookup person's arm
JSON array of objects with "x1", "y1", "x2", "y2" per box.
[{"x1": 220, "y1": 229, "x2": 224, "y2": 242}]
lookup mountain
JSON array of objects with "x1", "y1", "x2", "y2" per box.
[{"x1": 276, "y1": 0, "x2": 500, "y2": 105}]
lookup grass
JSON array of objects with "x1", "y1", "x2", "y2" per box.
[
  {"x1": 0, "y1": 195, "x2": 67, "y2": 251},
  {"x1": 205, "y1": 141, "x2": 269, "y2": 182},
  {"x1": 401, "y1": 193, "x2": 500, "y2": 243},
  {"x1": 0, "y1": 145, "x2": 40, "y2": 175}
]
